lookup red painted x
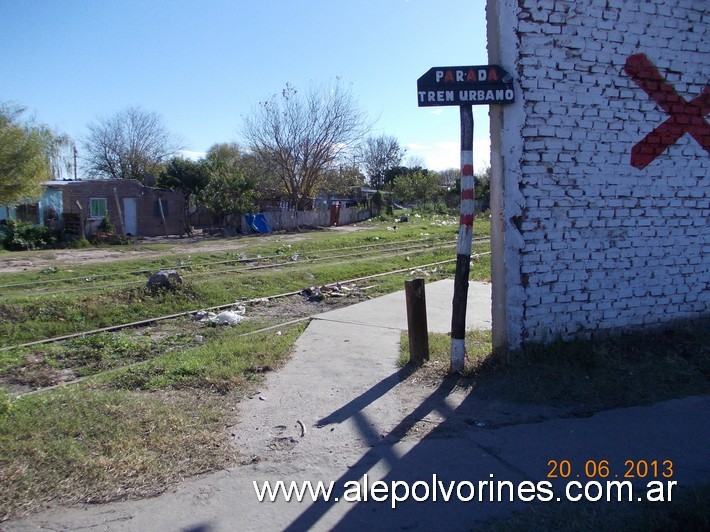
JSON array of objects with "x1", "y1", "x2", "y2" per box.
[{"x1": 624, "y1": 53, "x2": 710, "y2": 169}]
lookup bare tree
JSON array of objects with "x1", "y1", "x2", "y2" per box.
[
  {"x1": 82, "y1": 106, "x2": 182, "y2": 184},
  {"x1": 359, "y1": 134, "x2": 405, "y2": 190},
  {"x1": 404, "y1": 154, "x2": 425, "y2": 169},
  {"x1": 438, "y1": 167, "x2": 460, "y2": 188},
  {"x1": 243, "y1": 81, "x2": 368, "y2": 209}
]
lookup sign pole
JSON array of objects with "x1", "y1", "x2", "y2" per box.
[
  {"x1": 416, "y1": 64, "x2": 514, "y2": 373},
  {"x1": 450, "y1": 104, "x2": 474, "y2": 373}
]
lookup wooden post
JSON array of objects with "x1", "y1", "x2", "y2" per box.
[
  {"x1": 75, "y1": 200, "x2": 85, "y2": 236},
  {"x1": 405, "y1": 278, "x2": 429, "y2": 365},
  {"x1": 450, "y1": 105, "x2": 474, "y2": 373},
  {"x1": 113, "y1": 188, "x2": 124, "y2": 235},
  {"x1": 86, "y1": 200, "x2": 92, "y2": 235},
  {"x1": 157, "y1": 197, "x2": 169, "y2": 237}
]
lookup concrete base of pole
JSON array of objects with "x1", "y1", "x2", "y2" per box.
[{"x1": 450, "y1": 337, "x2": 466, "y2": 373}]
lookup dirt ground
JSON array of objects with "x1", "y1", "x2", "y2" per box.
[
  {"x1": 0, "y1": 236, "x2": 229, "y2": 273},
  {"x1": 0, "y1": 227, "x2": 365, "y2": 273}
]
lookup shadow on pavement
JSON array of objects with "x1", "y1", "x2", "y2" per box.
[
  {"x1": 285, "y1": 366, "x2": 709, "y2": 530},
  {"x1": 284, "y1": 373, "x2": 523, "y2": 531}
]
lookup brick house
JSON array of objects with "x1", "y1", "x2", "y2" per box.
[{"x1": 43, "y1": 179, "x2": 185, "y2": 237}]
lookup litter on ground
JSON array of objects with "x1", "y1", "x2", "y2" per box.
[{"x1": 193, "y1": 308, "x2": 246, "y2": 326}]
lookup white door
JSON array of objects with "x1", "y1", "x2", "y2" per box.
[{"x1": 123, "y1": 197, "x2": 137, "y2": 236}]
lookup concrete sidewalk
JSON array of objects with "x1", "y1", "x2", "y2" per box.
[{"x1": 5, "y1": 280, "x2": 709, "y2": 531}]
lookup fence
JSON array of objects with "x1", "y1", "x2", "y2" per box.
[{"x1": 241, "y1": 206, "x2": 371, "y2": 234}]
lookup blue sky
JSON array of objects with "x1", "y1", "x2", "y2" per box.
[{"x1": 1, "y1": 0, "x2": 491, "y2": 176}]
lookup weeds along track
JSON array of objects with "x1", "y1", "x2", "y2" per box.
[
  {"x1": 0, "y1": 235, "x2": 488, "y2": 297},
  {"x1": 0, "y1": 231, "x2": 491, "y2": 357},
  {"x1": 1, "y1": 253, "x2": 493, "y2": 395},
  {"x1": 0, "y1": 236, "x2": 448, "y2": 289},
  {"x1": 1, "y1": 251, "x2": 492, "y2": 352}
]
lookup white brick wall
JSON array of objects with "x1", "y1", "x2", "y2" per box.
[{"x1": 489, "y1": 0, "x2": 709, "y2": 349}]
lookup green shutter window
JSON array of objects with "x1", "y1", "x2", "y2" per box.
[{"x1": 90, "y1": 198, "x2": 107, "y2": 218}]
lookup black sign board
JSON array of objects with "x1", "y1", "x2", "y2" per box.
[{"x1": 417, "y1": 65, "x2": 515, "y2": 107}]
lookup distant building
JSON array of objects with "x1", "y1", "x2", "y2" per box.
[{"x1": 1, "y1": 179, "x2": 186, "y2": 238}]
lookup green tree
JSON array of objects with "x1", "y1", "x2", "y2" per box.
[
  {"x1": 475, "y1": 165, "x2": 491, "y2": 203},
  {"x1": 198, "y1": 144, "x2": 256, "y2": 229},
  {"x1": 383, "y1": 164, "x2": 424, "y2": 189},
  {"x1": 204, "y1": 143, "x2": 244, "y2": 174},
  {"x1": 157, "y1": 157, "x2": 209, "y2": 234},
  {"x1": 391, "y1": 169, "x2": 441, "y2": 205},
  {"x1": 237, "y1": 150, "x2": 280, "y2": 202},
  {"x1": 157, "y1": 157, "x2": 209, "y2": 209},
  {"x1": 0, "y1": 104, "x2": 68, "y2": 204},
  {"x1": 321, "y1": 164, "x2": 366, "y2": 196}
]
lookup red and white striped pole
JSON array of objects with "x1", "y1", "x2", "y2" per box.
[{"x1": 450, "y1": 104, "x2": 474, "y2": 373}]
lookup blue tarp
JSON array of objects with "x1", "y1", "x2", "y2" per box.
[{"x1": 245, "y1": 213, "x2": 272, "y2": 234}]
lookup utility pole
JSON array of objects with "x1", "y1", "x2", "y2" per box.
[{"x1": 73, "y1": 145, "x2": 78, "y2": 180}]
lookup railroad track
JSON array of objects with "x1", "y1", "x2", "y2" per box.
[
  {"x1": 0, "y1": 253, "x2": 491, "y2": 352},
  {"x1": 1, "y1": 236, "x2": 488, "y2": 296},
  {"x1": 0, "y1": 237, "x2": 491, "y2": 356},
  {"x1": 2, "y1": 252, "x2": 492, "y2": 396}
]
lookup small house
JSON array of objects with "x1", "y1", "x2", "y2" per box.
[{"x1": 45, "y1": 179, "x2": 185, "y2": 237}]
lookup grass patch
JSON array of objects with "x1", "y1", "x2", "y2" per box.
[
  {"x1": 0, "y1": 323, "x2": 306, "y2": 522},
  {"x1": 0, "y1": 213, "x2": 480, "y2": 291},
  {"x1": 0, "y1": 244, "x2": 482, "y2": 345},
  {"x1": 0, "y1": 329, "x2": 201, "y2": 390},
  {"x1": 0, "y1": 386, "x2": 234, "y2": 521},
  {"x1": 399, "y1": 318, "x2": 710, "y2": 411},
  {"x1": 0, "y1": 289, "x2": 367, "y2": 393},
  {"x1": 0, "y1": 284, "x2": 202, "y2": 344},
  {"x1": 399, "y1": 329, "x2": 493, "y2": 370},
  {"x1": 98, "y1": 323, "x2": 307, "y2": 392}
]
